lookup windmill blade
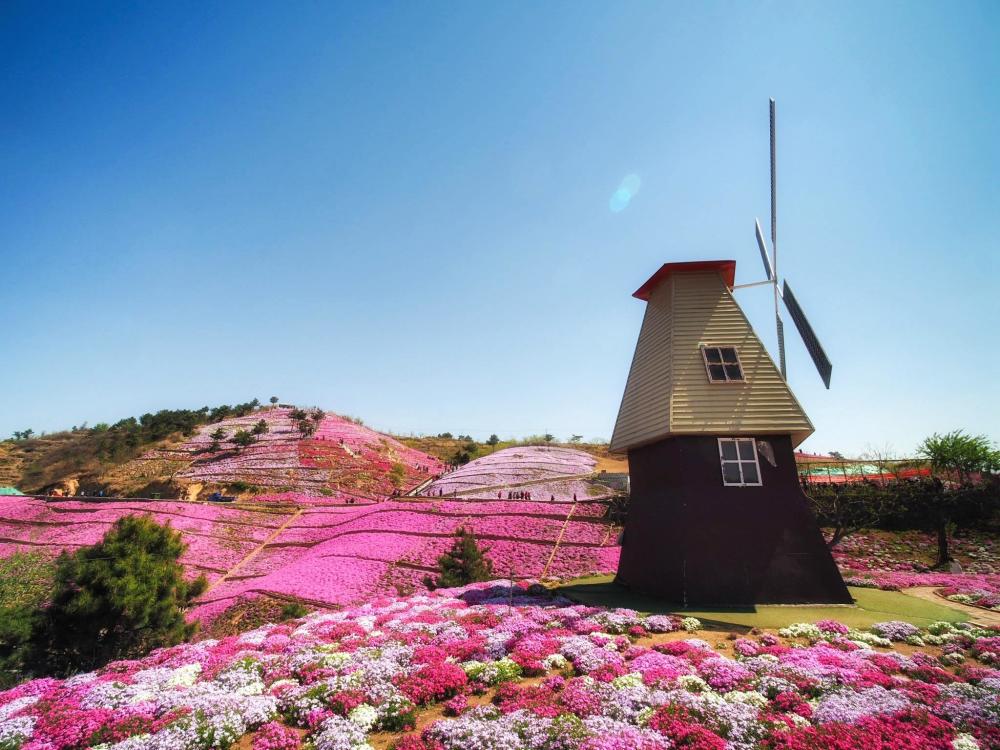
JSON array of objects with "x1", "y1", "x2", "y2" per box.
[
  {"x1": 754, "y1": 219, "x2": 774, "y2": 280},
  {"x1": 781, "y1": 281, "x2": 832, "y2": 389},
  {"x1": 775, "y1": 314, "x2": 786, "y2": 379}
]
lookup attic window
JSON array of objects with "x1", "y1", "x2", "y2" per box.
[
  {"x1": 701, "y1": 346, "x2": 744, "y2": 382},
  {"x1": 719, "y1": 438, "x2": 762, "y2": 486}
]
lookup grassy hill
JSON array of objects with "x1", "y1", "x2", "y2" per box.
[{"x1": 0, "y1": 404, "x2": 444, "y2": 499}]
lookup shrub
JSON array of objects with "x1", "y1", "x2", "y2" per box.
[
  {"x1": 426, "y1": 528, "x2": 494, "y2": 589},
  {"x1": 30, "y1": 515, "x2": 207, "y2": 675},
  {"x1": 280, "y1": 602, "x2": 309, "y2": 620}
]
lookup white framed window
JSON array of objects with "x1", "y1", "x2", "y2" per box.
[
  {"x1": 718, "y1": 438, "x2": 762, "y2": 486},
  {"x1": 701, "y1": 345, "x2": 745, "y2": 383}
]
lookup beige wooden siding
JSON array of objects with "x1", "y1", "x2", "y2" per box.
[
  {"x1": 669, "y1": 271, "x2": 813, "y2": 446},
  {"x1": 610, "y1": 282, "x2": 673, "y2": 452}
]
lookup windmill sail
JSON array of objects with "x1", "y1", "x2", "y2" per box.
[
  {"x1": 754, "y1": 219, "x2": 774, "y2": 280},
  {"x1": 781, "y1": 281, "x2": 832, "y2": 389}
]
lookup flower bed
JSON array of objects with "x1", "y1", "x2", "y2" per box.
[
  {"x1": 425, "y1": 447, "x2": 598, "y2": 498},
  {"x1": 0, "y1": 491, "x2": 624, "y2": 628},
  {"x1": 2, "y1": 580, "x2": 998, "y2": 750},
  {"x1": 832, "y1": 530, "x2": 1000, "y2": 609},
  {"x1": 168, "y1": 409, "x2": 443, "y2": 496}
]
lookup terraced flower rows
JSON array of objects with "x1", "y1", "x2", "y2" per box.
[
  {"x1": 0, "y1": 494, "x2": 621, "y2": 624},
  {"x1": 425, "y1": 447, "x2": 607, "y2": 501},
  {"x1": 2, "y1": 580, "x2": 998, "y2": 750},
  {"x1": 0, "y1": 497, "x2": 292, "y2": 584},
  {"x1": 190, "y1": 499, "x2": 620, "y2": 622},
  {"x1": 140, "y1": 408, "x2": 444, "y2": 496}
]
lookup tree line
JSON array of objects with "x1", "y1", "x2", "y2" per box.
[{"x1": 809, "y1": 430, "x2": 999, "y2": 567}]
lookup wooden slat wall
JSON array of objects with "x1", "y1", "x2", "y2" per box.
[
  {"x1": 669, "y1": 272, "x2": 813, "y2": 445},
  {"x1": 610, "y1": 282, "x2": 673, "y2": 452}
]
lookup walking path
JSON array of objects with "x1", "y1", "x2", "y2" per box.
[
  {"x1": 902, "y1": 586, "x2": 1000, "y2": 627},
  {"x1": 207, "y1": 508, "x2": 302, "y2": 592},
  {"x1": 541, "y1": 503, "x2": 578, "y2": 578}
]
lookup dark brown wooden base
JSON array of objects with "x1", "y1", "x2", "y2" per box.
[{"x1": 615, "y1": 435, "x2": 852, "y2": 605}]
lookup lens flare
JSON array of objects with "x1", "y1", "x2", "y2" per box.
[{"x1": 609, "y1": 173, "x2": 641, "y2": 212}]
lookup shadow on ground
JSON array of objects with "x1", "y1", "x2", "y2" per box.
[{"x1": 555, "y1": 575, "x2": 967, "y2": 630}]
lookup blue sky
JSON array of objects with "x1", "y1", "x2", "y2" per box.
[{"x1": 1, "y1": 2, "x2": 997, "y2": 455}]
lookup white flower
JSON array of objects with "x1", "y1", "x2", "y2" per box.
[
  {"x1": 348, "y1": 704, "x2": 379, "y2": 732},
  {"x1": 611, "y1": 672, "x2": 644, "y2": 689},
  {"x1": 677, "y1": 674, "x2": 710, "y2": 693},
  {"x1": 542, "y1": 653, "x2": 568, "y2": 671},
  {"x1": 724, "y1": 690, "x2": 768, "y2": 708},
  {"x1": 168, "y1": 663, "x2": 202, "y2": 688},
  {"x1": 681, "y1": 617, "x2": 702, "y2": 632},
  {"x1": 0, "y1": 696, "x2": 39, "y2": 721},
  {"x1": 0, "y1": 716, "x2": 36, "y2": 746},
  {"x1": 953, "y1": 733, "x2": 980, "y2": 750}
]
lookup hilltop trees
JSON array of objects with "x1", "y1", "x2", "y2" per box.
[
  {"x1": 11, "y1": 429, "x2": 34, "y2": 441},
  {"x1": 269, "y1": 396, "x2": 279, "y2": 407},
  {"x1": 94, "y1": 400, "x2": 262, "y2": 462},
  {"x1": 232, "y1": 429, "x2": 257, "y2": 452},
  {"x1": 30, "y1": 516, "x2": 206, "y2": 676},
  {"x1": 208, "y1": 427, "x2": 228, "y2": 452}
]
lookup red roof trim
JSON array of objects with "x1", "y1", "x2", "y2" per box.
[{"x1": 632, "y1": 260, "x2": 737, "y2": 300}]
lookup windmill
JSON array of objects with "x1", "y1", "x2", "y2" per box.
[
  {"x1": 606, "y1": 100, "x2": 852, "y2": 606},
  {"x1": 733, "y1": 99, "x2": 833, "y2": 389}
]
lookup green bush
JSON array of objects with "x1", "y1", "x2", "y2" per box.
[
  {"x1": 30, "y1": 515, "x2": 207, "y2": 676},
  {"x1": 280, "y1": 602, "x2": 309, "y2": 620},
  {"x1": 426, "y1": 528, "x2": 494, "y2": 589}
]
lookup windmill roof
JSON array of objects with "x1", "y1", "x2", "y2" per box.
[{"x1": 633, "y1": 260, "x2": 736, "y2": 300}]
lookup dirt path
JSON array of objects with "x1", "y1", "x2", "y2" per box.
[
  {"x1": 902, "y1": 586, "x2": 1000, "y2": 627},
  {"x1": 541, "y1": 503, "x2": 578, "y2": 578},
  {"x1": 207, "y1": 508, "x2": 302, "y2": 592}
]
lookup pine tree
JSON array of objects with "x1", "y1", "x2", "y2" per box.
[
  {"x1": 427, "y1": 528, "x2": 494, "y2": 589},
  {"x1": 30, "y1": 515, "x2": 207, "y2": 675}
]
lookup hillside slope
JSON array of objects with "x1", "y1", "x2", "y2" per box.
[
  {"x1": 1, "y1": 407, "x2": 444, "y2": 499},
  {"x1": 0, "y1": 443, "x2": 625, "y2": 625},
  {"x1": 149, "y1": 408, "x2": 443, "y2": 498}
]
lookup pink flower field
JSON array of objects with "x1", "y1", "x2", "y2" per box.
[
  {"x1": 145, "y1": 408, "x2": 445, "y2": 497},
  {"x1": 188, "y1": 498, "x2": 620, "y2": 621},
  {"x1": 2, "y1": 579, "x2": 998, "y2": 750},
  {"x1": 832, "y1": 530, "x2": 1000, "y2": 609},
  {"x1": 0, "y1": 492, "x2": 621, "y2": 625},
  {"x1": 423, "y1": 446, "x2": 612, "y2": 501}
]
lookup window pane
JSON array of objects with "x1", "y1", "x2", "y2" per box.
[
  {"x1": 741, "y1": 462, "x2": 760, "y2": 484},
  {"x1": 708, "y1": 364, "x2": 726, "y2": 381},
  {"x1": 720, "y1": 440, "x2": 738, "y2": 460},
  {"x1": 737, "y1": 440, "x2": 755, "y2": 460},
  {"x1": 720, "y1": 347, "x2": 738, "y2": 363},
  {"x1": 724, "y1": 364, "x2": 743, "y2": 380},
  {"x1": 704, "y1": 348, "x2": 722, "y2": 363},
  {"x1": 722, "y1": 462, "x2": 742, "y2": 484}
]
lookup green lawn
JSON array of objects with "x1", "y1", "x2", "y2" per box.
[{"x1": 554, "y1": 575, "x2": 966, "y2": 631}]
